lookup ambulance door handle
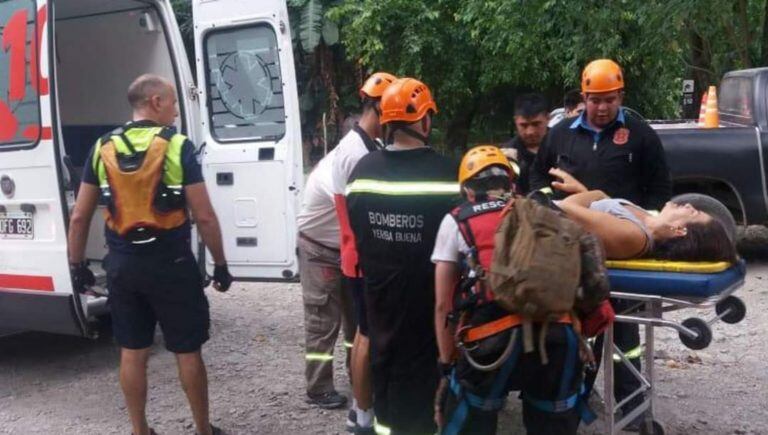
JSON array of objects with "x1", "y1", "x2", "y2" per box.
[{"x1": 217, "y1": 172, "x2": 234, "y2": 186}]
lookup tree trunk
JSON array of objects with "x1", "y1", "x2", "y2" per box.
[
  {"x1": 761, "y1": 0, "x2": 768, "y2": 65},
  {"x1": 687, "y1": 27, "x2": 713, "y2": 119},
  {"x1": 444, "y1": 99, "x2": 477, "y2": 153},
  {"x1": 735, "y1": 0, "x2": 753, "y2": 67}
]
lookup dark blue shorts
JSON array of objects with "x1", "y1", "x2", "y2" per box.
[
  {"x1": 104, "y1": 250, "x2": 210, "y2": 353},
  {"x1": 344, "y1": 276, "x2": 368, "y2": 336}
]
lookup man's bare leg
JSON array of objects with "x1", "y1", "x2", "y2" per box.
[
  {"x1": 351, "y1": 330, "x2": 373, "y2": 410},
  {"x1": 120, "y1": 348, "x2": 152, "y2": 435},
  {"x1": 176, "y1": 351, "x2": 212, "y2": 435}
]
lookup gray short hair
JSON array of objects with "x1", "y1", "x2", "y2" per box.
[{"x1": 127, "y1": 74, "x2": 172, "y2": 109}]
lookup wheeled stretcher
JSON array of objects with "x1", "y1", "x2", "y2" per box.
[{"x1": 600, "y1": 259, "x2": 747, "y2": 435}]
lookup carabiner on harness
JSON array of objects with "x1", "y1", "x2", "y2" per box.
[{"x1": 461, "y1": 327, "x2": 519, "y2": 372}]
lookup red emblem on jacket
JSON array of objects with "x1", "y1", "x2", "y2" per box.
[{"x1": 613, "y1": 128, "x2": 630, "y2": 145}]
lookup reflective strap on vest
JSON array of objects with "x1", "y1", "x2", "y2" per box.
[
  {"x1": 345, "y1": 179, "x2": 459, "y2": 196},
  {"x1": 374, "y1": 421, "x2": 391, "y2": 435},
  {"x1": 343, "y1": 341, "x2": 354, "y2": 349},
  {"x1": 94, "y1": 127, "x2": 187, "y2": 188},
  {"x1": 613, "y1": 345, "x2": 643, "y2": 361},
  {"x1": 305, "y1": 353, "x2": 334, "y2": 362}
]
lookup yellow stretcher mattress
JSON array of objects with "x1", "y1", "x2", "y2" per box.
[{"x1": 605, "y1": 259, "x2": 732, "y2": 274}]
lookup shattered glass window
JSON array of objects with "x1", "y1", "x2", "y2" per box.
[{"x1": 205, "y1": 24, "x2": 285, "y2": 142}]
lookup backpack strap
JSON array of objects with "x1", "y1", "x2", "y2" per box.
[
  {"x1": 451, "y1": 199, "x2": 507, "y2": 248},
  {"x1": 155, "y1": 126, "x2": 176, "y2": 142}
]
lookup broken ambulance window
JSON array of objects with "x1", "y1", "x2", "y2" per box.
[{"x1": 204, "y1": 23, "x2": 286, "y2": 143}]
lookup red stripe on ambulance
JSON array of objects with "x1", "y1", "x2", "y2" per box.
[{"x1": 0, "y1": 274, "x2": 55, "y2": 291}]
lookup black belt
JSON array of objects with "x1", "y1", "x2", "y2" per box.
[{"x1": 298, "y1": 231, "x2": 340, "y2": 252}]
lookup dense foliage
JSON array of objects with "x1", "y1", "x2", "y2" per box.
[{"x1": 172, "y1": 0, "x2": 768, "y2": 151}]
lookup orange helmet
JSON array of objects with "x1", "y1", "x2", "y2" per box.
[
  {"x1": 379, "y1": 78, "x2": 438, "y2": 124},
  {"x1": 360, "y1": 72, "x2": 397, "y2": 99},
  {"x1": 581, "y1": 59, "x2": 624, "y2": 93},
  {"x1": 459, "y1": 145, "x2": 514, "y2": 185}
]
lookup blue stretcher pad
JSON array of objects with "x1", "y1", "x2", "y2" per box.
[{"x1": 607, "y1": 260, "x2": 746, "y2": 298}]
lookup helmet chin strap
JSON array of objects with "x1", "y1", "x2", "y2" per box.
[{"x1": 385, "y1": 124, "x2": 429, "y2": 145}]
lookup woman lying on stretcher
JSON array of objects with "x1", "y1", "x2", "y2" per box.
[{"x1": 548, "y1": 168, "x2": 737, "y2": 263}]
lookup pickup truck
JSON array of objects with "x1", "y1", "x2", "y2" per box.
[{"x1": 652, "y1": 68, "x2": 768, "y2": 226}]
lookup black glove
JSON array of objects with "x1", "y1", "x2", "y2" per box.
[
  {"x1": 70, "y1": 262, "x2": 95, "y2": 294},
  {"x1": 212, "y1": 264, "x2": 233, "y2": 292}
]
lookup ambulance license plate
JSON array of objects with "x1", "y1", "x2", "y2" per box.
[{"x1": 0, "y1": 212, "x2": 34, "y2": 239}]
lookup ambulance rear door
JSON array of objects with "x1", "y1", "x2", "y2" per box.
[
  {"x1": 0, "y1": 0, "x2": 89, "y2": 335},
  {"x1": 193, "y1": 0, "x2": 303, "y2": 281}
]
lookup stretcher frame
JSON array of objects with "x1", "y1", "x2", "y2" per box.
[{"x1": 601, "y1": 277, "x2": 744, "y2": 434}]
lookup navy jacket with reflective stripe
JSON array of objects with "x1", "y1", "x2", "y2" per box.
[{"x1": 346, "y1": 147, "x2": 459, "y2": 367}]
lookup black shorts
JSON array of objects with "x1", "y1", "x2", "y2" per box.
[
  {"x1": 344, "y1": 276, "x2": 368, "y2": 336},
  {"x1": 105, "y1": 250, "x2": 210, "y2": 353}
]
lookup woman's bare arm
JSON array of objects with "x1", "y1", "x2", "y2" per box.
[{"x1": 561, "y1": 190, "x2": 609, "y2": 208}]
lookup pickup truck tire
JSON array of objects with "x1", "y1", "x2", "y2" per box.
[{"x1": 671, "y1": 193, "x2": 737, "y2": 243}]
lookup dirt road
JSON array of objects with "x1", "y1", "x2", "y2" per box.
[{"x1": 1, "y1": 258, "x2": 767, "y2": 434}]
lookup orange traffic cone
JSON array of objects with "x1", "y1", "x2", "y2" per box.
[
  {"x1": 703, "y1": 85, "x2": 719, "y2": 128},
  {"x1": 697, "y1": 91, "x2": 708, "y2": 127}
]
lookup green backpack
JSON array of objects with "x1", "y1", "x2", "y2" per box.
[{"x1": 488, "y1": 198, "x2": 609, "y2": 360}]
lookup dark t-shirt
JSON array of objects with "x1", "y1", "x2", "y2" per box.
[
  {"x1": 346, "y1": 147, "x2": 459, "y2": 369},
  {"x1": 529, "y1": 110, "x2": 672, "y2": 209},
  {"x1": 81, "y1": 121, "x2": 204, "y2": 255},
  {"x1": 500, "y1": 136, "x2": 537, "y2": 195}
]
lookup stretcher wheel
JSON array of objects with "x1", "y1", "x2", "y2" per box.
[
  {"x1": 640, "y1": 420, "x2": 665, "y2": 435},
  {"x1": 679, "y1": 318, "x2": 712, "y2": 350},
  {"x1": 716, "y1": 296, "x2": 746, "y2": 324}
]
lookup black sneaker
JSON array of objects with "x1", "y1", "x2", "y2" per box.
[
  {"x1": 306, "y1": 391, "x2": 348, "y2": 409},
  {"x1": 346, "y1": 409, "x2": 356, "y2": 431},
  {"x1": 345, "y1": 408, "x2": 376, "y2": 434}
]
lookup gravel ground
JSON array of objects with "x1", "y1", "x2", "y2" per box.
[{"x1": 1, "y1": 231, "x2": 768, "y2": 435}]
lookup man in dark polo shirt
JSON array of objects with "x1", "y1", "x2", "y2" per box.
[{"x1": 67, "y1": 74, "x2": 232, "y2": 435}]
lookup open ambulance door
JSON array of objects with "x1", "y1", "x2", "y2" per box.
[
  {"x1": 0, "y1": 0, "x2": 90, "y2": 336},
  {"x1": 193, "y1": 0, "x2": 303, "y2": 281}
]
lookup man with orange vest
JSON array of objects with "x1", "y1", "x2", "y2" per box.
[
  {"x1": 67, "y1": 74, "x2": 230, "y2": 435},
  {"x1": 432, "y1": 146, "x2": 587, "y2": 434},
  {"x1": 530, "y1": 59, "x2": 672, "y2": 429},
  {"x1": 330, "y1": 72, "x2": 396, "y2": 433},
  {"x1": 346, "y1": 78, "x2": 459, "y2": 434}
]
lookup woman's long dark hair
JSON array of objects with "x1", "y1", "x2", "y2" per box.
[{"x1": 650, "y1": 217, "x2": 738, "y2": 263}]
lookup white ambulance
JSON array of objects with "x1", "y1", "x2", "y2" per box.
[{"x1": 0, "y1": 0, "x2": 303, "y2": 337}]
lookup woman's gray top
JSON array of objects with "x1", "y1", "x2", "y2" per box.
[{"x1": 589, "y1": 198, "x2": 654, "y2": 254}]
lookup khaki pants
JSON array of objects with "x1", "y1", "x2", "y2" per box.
[{"x1": 299, "y1": 235, "x2": 356, "y2": 395}]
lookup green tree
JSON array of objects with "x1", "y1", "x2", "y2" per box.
[
  {"x1": 171, "y1": 0, "x2": 194, "y2": 65},
  {"x1": 289, "y1": 0, "x2": 358, "y2": 151},
  {"x1": 683, "y1": 0, "x2": 768, "y2": 114},
  {"x1": 330, "y1": 0, "x2": 486, "y2": 151},
  {"x1": 331, "y1": 0, "x2": 689, "y2": 149}
]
